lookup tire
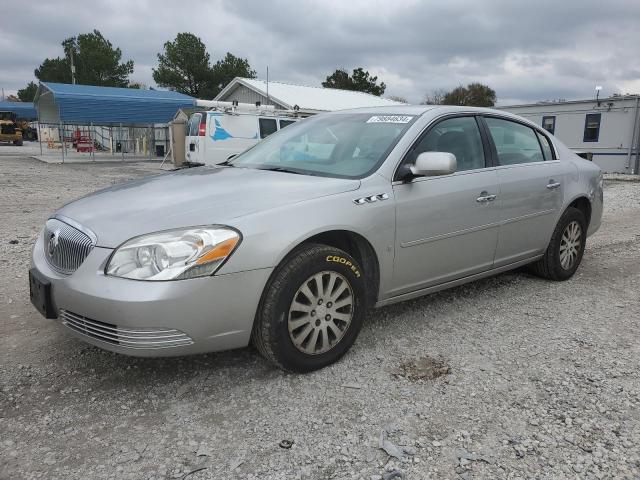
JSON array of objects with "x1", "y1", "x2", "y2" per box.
[
  {"x1": 530, "y1": 207, "x2": 587, "y2": 281},
  {"x1": 13, "y1": 139, "x2": 23, "y2": 146},
  {"x1": 252, "y1": 243, "x2": 366, "y2": 372}
]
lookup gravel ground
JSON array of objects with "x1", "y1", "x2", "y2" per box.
[{"x1": 1, "y1": 156, "x2": 639, "y2": 480}]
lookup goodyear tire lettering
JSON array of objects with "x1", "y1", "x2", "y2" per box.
[{"x1": 325, "y1": 255, "x2": 361, "y2": 278}]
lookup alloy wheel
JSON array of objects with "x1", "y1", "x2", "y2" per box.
[
  {"x1": 559, "y1": 220, "x2": 582, "y2": 270},
  {"x1": 288, "y1": 271, "x2": 354, "y2": 355}
]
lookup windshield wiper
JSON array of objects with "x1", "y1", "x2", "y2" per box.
[{"x1": 259, "y1": 166, "x2": 304, "y2": 175}]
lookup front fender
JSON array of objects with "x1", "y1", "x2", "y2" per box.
[{"x1": 218, "y1": 174, "x2": 396, "y2": 297}]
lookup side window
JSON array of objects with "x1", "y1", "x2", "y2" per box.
[
  {"x1": 259, "y1": 118, "x2": 278, "y2": 139},
  {"x1": 485, "y1": 117, "x2": 544, "y2": 165},
  {"x1": 583, "y1": 113, "x2": 601, "y2": 142},
  {"x1": 411, "y1": 116, "x2": 486, "y2": 172},
  {"x1": 542, "y1": 116, "x2": 555, "y2": 134},
  {"x1": 536, "y1": 131, "x2": 555, "y2": 160},
  {"x1": 279, "y1": 119, "x2": 296, "y2": 129}
]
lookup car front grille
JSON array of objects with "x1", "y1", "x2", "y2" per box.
[
  {"x1": 43, "y1": 218, "x2": 95, "y2": 275},
  {"x1": 60, "y1": 310, "x2": 194, "y2": 349}
]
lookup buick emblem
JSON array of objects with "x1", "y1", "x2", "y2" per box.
[{"x1": 48, "y1": 229, "x2": 60, "y2": 256}]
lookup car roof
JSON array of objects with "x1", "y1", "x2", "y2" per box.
[{"x1": 327, "y1": 104, "x2": 539, "y2": 128}]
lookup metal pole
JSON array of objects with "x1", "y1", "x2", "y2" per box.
[
  {"x1": 59, "y1": 123, "x2": 65, "y2": 164},
  {"x1": 37, "y1": 111, "x2": 43, "y2": 156},
  {"x1": 627, "y1": 97, "x2": 639, "y2": 173},
  {"x1": 149, "y1": 125, "x2": 152, "y2": 161},
  {"x1": 634, "y1": 109, "x2": 640, "y2": 176},
  {"x1": 120, "y1": 123, "x2": 124, "y2": 161},
  {"x1": 90, "y1": 121, "x2": 95, "y2": 161}
]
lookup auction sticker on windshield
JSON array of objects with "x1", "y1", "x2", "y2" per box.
[{"x1": 366, "y1": 115, "x2": 413, "y2": 124}]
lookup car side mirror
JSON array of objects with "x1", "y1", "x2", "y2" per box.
[{"x1": 411, "y1": 152, "x2": 457, "y2": 177}]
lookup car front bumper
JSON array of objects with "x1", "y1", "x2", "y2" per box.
[{"x1": 31, "y1": 230, "x2": 272, "y2": 357}]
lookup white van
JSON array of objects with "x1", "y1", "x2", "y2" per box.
[{"x1": 185, "y1": 110, "x2": 299, "y2": 165}]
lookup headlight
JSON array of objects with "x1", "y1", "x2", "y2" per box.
[{"x1": 105, "y1": 226, "x2": 240, "y2": 281}]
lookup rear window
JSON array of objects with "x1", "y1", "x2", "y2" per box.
[
  {"x1": 485, "y1": 117, "x2": 544, "y2": 165},
  {"x1": 187, "y1": 113, "x2": 202, "y2": 136}
]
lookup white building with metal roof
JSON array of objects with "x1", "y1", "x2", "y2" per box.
[
  {"x1": 214, "y1": 77, "x2": 403, "y2": 115},
  {"x1": 499, "y1": 95, "x2": 640, "y2": 174}
]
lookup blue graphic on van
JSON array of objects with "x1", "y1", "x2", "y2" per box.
[
  {"x1": 211, "y1": 119, "x2": 232, "y2": 140},
  {"x1": 209, "y1": 117, "x2": 259, "y2": 142}
]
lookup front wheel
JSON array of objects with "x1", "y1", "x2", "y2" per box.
[
  {"x1": 252, "y1": 243, "x2": 366, "y2": 372},
  {"x1": 531, "y1": 207, "x2": 587, "y2": 281}
]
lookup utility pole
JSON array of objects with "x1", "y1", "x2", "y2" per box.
[
  {"x1": 266, "y1": 66, "x2": 269, "y2": 106},
  {"x1": 69, "y1": 49, "x2": 76, "y2": 84}
]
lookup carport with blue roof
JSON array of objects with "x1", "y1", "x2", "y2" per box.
[
  {"x1": 0, "y1": 101, "x2": 38, "y2": 121},
  {"x1": 33, "y1": 82, "x2": 195, "y2": 162}
]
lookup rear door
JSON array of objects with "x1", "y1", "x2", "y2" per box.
[
  {"x1": 482, "y1": 116, "x2": 565, "y2": 266},
  {"x1": 185, "y1": 113, "x2": 204, "y2": 163}
]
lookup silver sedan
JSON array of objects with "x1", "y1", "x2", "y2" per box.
[{"x1": 29, "y1": 106, "x2": 603, "y2": 372}]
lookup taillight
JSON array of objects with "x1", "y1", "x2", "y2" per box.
[{"x1": 199, "y1": 118, "x2": 206, "y2": 136}]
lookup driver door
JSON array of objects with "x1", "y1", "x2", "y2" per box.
[{"x1": 391, "y1": 115, "x2": 500, "y2": 296}]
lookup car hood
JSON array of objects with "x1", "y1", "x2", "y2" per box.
[{"x1": 56, "y1": 166, "x2": 360, "y2": 248}]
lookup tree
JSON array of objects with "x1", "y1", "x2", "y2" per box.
[
  {"x1": 387, "y1": 95, "x2": 408, "y2": 103},
  {"x1": 439, "y1": 82, "x2": 496, "y2": 107},
  {"x1": 34, "y1": 58, "x2": 70, "y2": 84},
  {"x1": 209, "y1": 53, "x2": 256, "y2": 98},
  {"x1": 34, "y1": 30, "x2": 133, "y2": 87},
  {"x1": 17, "y1": 82, "x2": 38, "y2": 102},
  {"x1": 153, "y1": 33, "x2": 256, "y2": 99},
  {"x1": 153, "y1": 33, "x2": 212, "y2": 97},
  {"x1": 442, "y1": 86, "x2": 468, "y2": 106},
  {"x1": 322, "y1": 67, "x2": 386, "y2": 96},
  {"x1": 127, "y1": 81, "x2": 146, "y2": 89},
  {"x1": 421, "y1": 88, "x2": 448, "y2": 105},
  {"x1": 464, "y1": 82, "x2": 497, "y2": 107}
]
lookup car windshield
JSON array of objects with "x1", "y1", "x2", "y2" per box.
[{"x1": 229, "y1": 113, "x2": 416, "y2": 178}]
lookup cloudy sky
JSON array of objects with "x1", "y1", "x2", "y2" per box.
[{"x1": 1, "y1": 0, "x2": 639, "y2": 105}]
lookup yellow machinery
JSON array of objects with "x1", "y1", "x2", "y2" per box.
[{"x1": 0, "y1": 111, "x2": 24, "y2": 145}]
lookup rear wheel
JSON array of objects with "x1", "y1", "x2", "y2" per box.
[
  {"x1": 531, "y1": 207, "x2": 587, "y2": 281},
  {"x1": 252, "y1": 243, "x2": 366, "y2": 372}
]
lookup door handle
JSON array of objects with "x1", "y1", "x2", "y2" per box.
[
  {"x1": 546, "y1": 181, "x2": 561, "y2": 190},
  {"x1": 476, "y1": 193, "x2": 497, "y2": 203}
]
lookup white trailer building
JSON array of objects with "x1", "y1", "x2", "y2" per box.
[{"x1": 500, "y1": 95, "x2": 640, "y2": 174}]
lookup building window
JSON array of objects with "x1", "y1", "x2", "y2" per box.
[
  {"x1": 583, "y1": 113, "x2": 601, "y2": 142},
  {"x1": 542, "y1": 116, "x2": 555, "y2": 134}
]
